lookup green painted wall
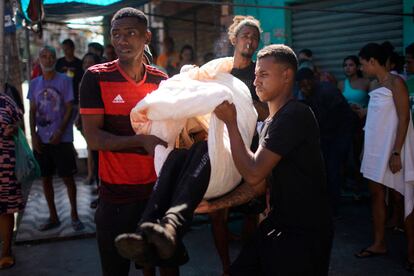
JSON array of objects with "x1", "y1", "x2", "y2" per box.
[
  {"x1": 403, "y1": 0, "x2": 414, "y2": 51},
  {"x1": 233, "y1": 0, "x2": 289, "y2": 47}
]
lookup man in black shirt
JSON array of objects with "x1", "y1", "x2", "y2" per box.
[
  {"x1": 208, "y1": 15, "x2": 268, "y2": 275},
  {"x1": 55, "y1": 39, "x2": 83, "y2": 105},
  {"x1": 296, "y1": 67, "x2": 354, "y2": 215},
  {"x1": 231, "y1": 61, "x2": 268, "y2": 120},
  {"x1": 229, "y1": 17, "x2": 268, "y2": 121},
  {"x1": 202, "y1": 44, "x2": 333, "y2": 275}
]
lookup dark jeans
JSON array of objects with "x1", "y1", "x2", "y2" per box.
[
  {"x1": 321, "y1": 134, "x2": 352, "y2": 215},
  {"x1": 140, "y1": 141, "x2": 211, "y2": 236},
  {"x1": 230, "y1": 218, "x2": 333, "y2": 276},
  {"x1": 95, "y1": 200, "x2": 147, "y2": 276}
]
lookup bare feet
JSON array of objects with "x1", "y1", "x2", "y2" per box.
[
  {"x1": 355, "y1": 245, "x2": 387, "y2": 258},
  {"x1": 0, "y1": 256, "x2": 15, "y2": 269}
]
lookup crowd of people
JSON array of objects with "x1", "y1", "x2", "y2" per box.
[{"x1": 0, "y1": 5, "x2": 413, "y2": 275}]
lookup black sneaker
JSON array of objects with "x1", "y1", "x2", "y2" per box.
[
  {"x1": 140, "y1": 221, "x2": 177, "y2": 260},
  {"x1": 114, "y1": 233, "x2": 157, "y2": 267}
]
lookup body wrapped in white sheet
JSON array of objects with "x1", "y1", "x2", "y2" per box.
[
  {"x1": 361, "y1": 87, "x2": 414, "y2": 218},
  {"x1": 130, "y1": 58, "x2": 258, "y2": 199}
]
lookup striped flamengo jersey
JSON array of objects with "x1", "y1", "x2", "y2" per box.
[{"x1": 80, "y1": 60, "x2": 167, "y2": 202}]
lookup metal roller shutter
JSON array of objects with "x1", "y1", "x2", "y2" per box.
[{"x1": 291, "y1": 0, "x2": 403, "y2": 80}]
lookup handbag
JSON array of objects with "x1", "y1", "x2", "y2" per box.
[{"x1": 13, "y1": 128, "x2": 40, "y2": 183}]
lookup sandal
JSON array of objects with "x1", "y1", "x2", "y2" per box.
[
  {"x1": 0, "y1": 256, "x2": 15, "y2": 269},
  {"x1": 39, "y1": 219, "x2": 61, "y2": 231},
  {"x1": 72, "y1": 219, "x2": 85, "y2": 231},
  {"x1": 355, "y1": 248, "x2": 388, "y2": 258}
]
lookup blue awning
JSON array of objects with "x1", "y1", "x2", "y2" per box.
[{"x1": 20, "y1": 0, "x2": 149, "y2": 22}]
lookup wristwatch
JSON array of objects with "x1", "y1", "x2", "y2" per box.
[{"x1": 391, "y1": 151, "x2": 400, "y2": 156}]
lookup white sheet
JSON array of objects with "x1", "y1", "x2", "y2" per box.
[{"x1": 130, "y1": 58, "x2": 258, "y2": 199}]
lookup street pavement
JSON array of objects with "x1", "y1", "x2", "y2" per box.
[{"x1": 1, "y1": 196, "x2": 412, "y2": 276}]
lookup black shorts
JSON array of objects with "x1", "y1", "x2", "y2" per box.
[{"x1": 34, "y1": 142, "x2": 77, "y2": 177}]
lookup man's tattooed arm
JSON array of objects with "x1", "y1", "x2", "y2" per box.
[{"x1": 195, "y1": 180, "x2": 266, "y2": 214}]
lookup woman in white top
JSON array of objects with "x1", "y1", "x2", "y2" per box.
[{"x1": 355, "y1": 43, "x2": 414, "y2": 272}]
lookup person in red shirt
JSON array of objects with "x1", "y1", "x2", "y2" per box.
[
  {"x1": 79, "y1": 7, "x2": 177, "y2": 276},
  {"x1": 31, "y1": 58, "x2": 42, "y2": 79}
]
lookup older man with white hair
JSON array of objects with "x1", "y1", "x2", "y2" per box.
[{"x1": 28, "y1": 45, "x2": 84, "y2": 232}]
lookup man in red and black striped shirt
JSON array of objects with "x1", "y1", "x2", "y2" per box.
[{"x1": 79, "y1": 8, "x2": 177, "y2": 276}]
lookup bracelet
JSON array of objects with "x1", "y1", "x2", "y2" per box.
[{"x1": 391, "y1": 151, "x2": 400, "y2": 156}]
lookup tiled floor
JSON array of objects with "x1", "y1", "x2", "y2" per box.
[{"x1": 16, "y1": 177, "x2": 97, "y2": 243}]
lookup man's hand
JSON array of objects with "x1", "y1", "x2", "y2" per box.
[
  {"x1": 140, "y1": 135, "x2": 168, "y2": 156},
  {"x1": 49, "y1": 130, "x2": 63, "y2": 145},
  {"x1": 214, "y1": 101, "x2": 237, "y2": 125},
  {"x1": 4, "y1": 125, "x2": 18, "y2": 137},
  {"x1": 32, "y1": 133, "x2": 42, "y2": 153}
]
